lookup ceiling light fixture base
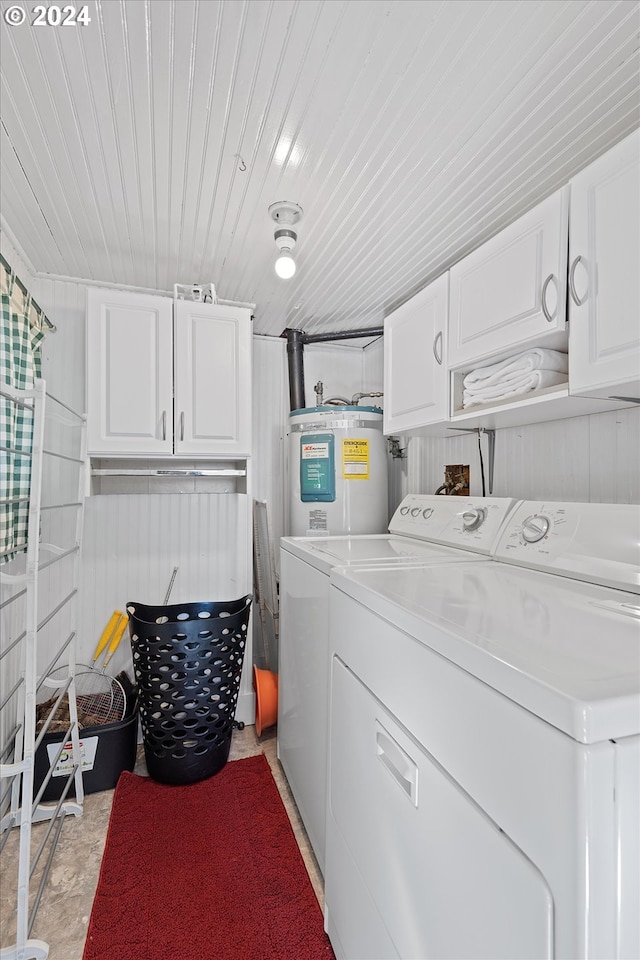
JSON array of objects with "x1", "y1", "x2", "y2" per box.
[{"x1": 268, "y1": 201, "x2": 303, "y2": 226}]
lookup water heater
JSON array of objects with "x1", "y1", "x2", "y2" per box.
[{"x1": 289, "y1": 406, "x2": 388, "y2": 537}]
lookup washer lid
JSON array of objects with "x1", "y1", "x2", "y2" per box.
[
  {"x1": 331, "y1": 561, "x2": 640, "y2": 743},
  {"x1": 281, "y1": 534, "x2": 489, "y2": 575}
]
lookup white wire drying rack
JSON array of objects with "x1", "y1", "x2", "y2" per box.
[{"x1": 0, "y1": 380, "x2": 87, "y2": 960}]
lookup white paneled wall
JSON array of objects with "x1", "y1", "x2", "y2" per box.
[
  {"x1": 304, "y1": 342, "x2": 370, "y2": 407},
  {"x1": 31, "y1": 278, "x2": 86, "y2": 415},
  {"x1": 588, "y1": 409, "x2": 640, "y2": 504},
  {"x1": 78, "y1": 493, "x2": 251, "y2": 676},
  {"x1": 77, "y1": 489, "x2": 254, "y2": 720},
  {"x1": 404, "y1": 406, "x2": 640, "y2": 505},
  {"x1": 363, "y1": 337, "x2": 384, "y2": 392},
  {"x1": 363, "y1": 337, "x2": 402, "y2": 520}
]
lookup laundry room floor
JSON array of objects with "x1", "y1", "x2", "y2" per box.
[{"x1": 0, "y1": 726, "x2": 323, "y2": 960}]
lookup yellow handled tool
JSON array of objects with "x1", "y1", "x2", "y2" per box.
[
  {"x1": 102, "y1": 614, "x2": 129, "y2": 670},
  {"x1": 91, "y1": 611, "x2": 123, "y2": 668}
]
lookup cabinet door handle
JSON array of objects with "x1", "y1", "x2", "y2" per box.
[
  {"x1": 541, "y1": 273, "x2": 557, "y2": 323},
  {"x1": 161, "y1": 410, "x2": 167, "y2": 441},
  {"x1": 432, "y1": 330, "x2": 443, "y2": 366},
  {"x1": 180, "y1": 412, "x2": 185, "y2": 442},
  {"x1": 569, "y1": 255, "x2": 588, "y2": 306}
]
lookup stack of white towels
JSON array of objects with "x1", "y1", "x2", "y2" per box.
[{"x1": 462, "y1": 348, "x2": 568, "y2": 408}]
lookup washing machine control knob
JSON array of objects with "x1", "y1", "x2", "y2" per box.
[
  {"x1": 422, "y1": 508, "x2": 434, "y2": 520},
  {"x1": 410, "y1": 507, "x2": 421, "y2": 517},
  {"x1": 521, "y1": 515, "x2": 550, "y2": 543},
  {"x1": 400, "y1": 506, "x2": 410, "y2": 515},
  {"x1": 462, "y1": 507, "x2": 486, "y2": 531}
]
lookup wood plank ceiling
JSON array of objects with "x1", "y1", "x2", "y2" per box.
[{"x1": 1, "y1": 0, "x2": 638, "y2": 336}]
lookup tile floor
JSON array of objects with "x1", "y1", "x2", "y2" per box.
[{"x1": 0, "y1": 725, "x2": 323, "y2": 960}]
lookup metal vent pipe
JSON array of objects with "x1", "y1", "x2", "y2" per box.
[
  {"x1": 303, "y1": 327, "x2": 383, "y2": 345},
  {"x1": 285, "y1": 329, "x2": 306, "y2": 412}
]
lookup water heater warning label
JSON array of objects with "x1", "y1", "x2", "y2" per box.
[
  {"x1": 342, "y1": 438, "x2": 369, "y2": 479},
  {"x1": 308, "y1": 509, "x2": 328, "y2": 531}
]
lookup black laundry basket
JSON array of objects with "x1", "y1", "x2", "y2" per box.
[{"x1": 127, "y1": 595, "x2": 252, "y2": 785}]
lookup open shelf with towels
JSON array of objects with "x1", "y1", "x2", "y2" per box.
[{"x1": 447, "y1": 369, "x2": 629, "y2": 433}]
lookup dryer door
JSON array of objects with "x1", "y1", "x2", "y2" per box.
[{"x1": 325, "y1": 657, "x2": 554, "y2": 960}]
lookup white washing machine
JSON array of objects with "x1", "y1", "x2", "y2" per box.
[
  {"x1": 325, "y1": 501, "x2": 640, "y2": 960},
  {"x1": 278, "y1": 494, "x2": 517, "y2": 874}
]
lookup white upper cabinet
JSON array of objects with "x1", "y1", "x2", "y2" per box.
[
  {"x1": 568, "y1": 129, "x2": 640, "y2": 402},
  {"x1": 448, "y1": 187, "x2": 569, "y2": 368},
  {"x1": 383, "y1": 273, "x2": 449, "y2": 434},
  {"x1": 87, "y1": 289, "x2": 252, "y2": 457},
  {"x1": 86, "y1": 288, "x2": 173, "y2": 455},
  {"x1": 174, "y1": 301, "x2": 252, "y2": 457}
]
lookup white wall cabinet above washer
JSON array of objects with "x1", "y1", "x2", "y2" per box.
[
  {"x1": 448, "y1": 187, "x2": 569, "y2": 369},
  {"x1": 568, "y1": 129, "x2": 640, "y2": 403},
  {"x1": 383, "y1": 272, "x2": 449, "y2": 435},
  {"x1": 86, "y1": 288, "x2": 252, "y2": 457}
]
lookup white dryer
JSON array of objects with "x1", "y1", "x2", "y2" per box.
[
  {"x1": 278, "y1": 494, "x2": 517, "y2": 874},
  {"x1": 325, "y1": 501, "x2": 640, "y2": 960}
]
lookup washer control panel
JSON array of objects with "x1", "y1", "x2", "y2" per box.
[
  {"x1": 389, "y1": 495, "x2": 516, "y2": 554},
  {"x1": 494, "y1": 501, "x2": 640, "y2": 593}
]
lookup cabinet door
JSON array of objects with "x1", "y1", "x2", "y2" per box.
[
  {"x1": 174, "y1": 302, "x2": 252, "y2": 456},
  {"x1": 568, "y1": 130, "x2": 640, "y2": 401},
  {"x1": 448, "y1": 187, "x2": 569, "y2": 368},
  {"x1": 86, "y1": 288, "x2": 173, "y2": 455},
  {"x1": 383, "y1": 273, "x2": 449, "y2": 433}
]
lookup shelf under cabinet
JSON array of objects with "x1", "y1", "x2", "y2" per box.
[
  {"x1": 89, "y1": 458, "x2": 249, "y2": 495},
  {"x1": 401, "y1": 386, "x2": 638, "y2": 438}
]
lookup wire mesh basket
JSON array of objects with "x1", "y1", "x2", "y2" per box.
[{"x1": 127, "y1": 595, "x2": 252, "y2": 785}]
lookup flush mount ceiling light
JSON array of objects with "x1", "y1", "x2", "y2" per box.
[{"x1": 269, "y1": 201, "x2": 303, "y2": 279}]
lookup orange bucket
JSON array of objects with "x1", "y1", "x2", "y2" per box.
[{"x1": 253, "y1": 666, "x2": 278, "y2": 737}]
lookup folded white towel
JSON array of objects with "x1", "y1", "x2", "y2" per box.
[
  {"x1": 463, "y1": 369, "x2": 567, "y2": 408},
  {"x1": 463, "y1": 348, "x2": 568, "y2": 389}
]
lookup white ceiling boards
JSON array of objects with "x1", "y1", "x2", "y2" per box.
[{"x1": 1, "y1": 0, "x2": 638, "y2": 336}]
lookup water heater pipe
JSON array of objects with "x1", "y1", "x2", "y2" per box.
[
  {"x1": 284, "y1": 326, "x2": 384, "y2": 411},
  {"x1": 286, "y1": 329, "x2": 306, "y2": 411},
  {"x1": 303, "y1": 327, "x2": 383, "y2": 344}
]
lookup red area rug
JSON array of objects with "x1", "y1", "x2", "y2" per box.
[{"x1": 83, "y1": 754, "x2": 334, "y2": 960}]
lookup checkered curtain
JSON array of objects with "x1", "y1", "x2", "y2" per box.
[{"x1": 1, "y1": 274, "x2": 44, "y2": 563}]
